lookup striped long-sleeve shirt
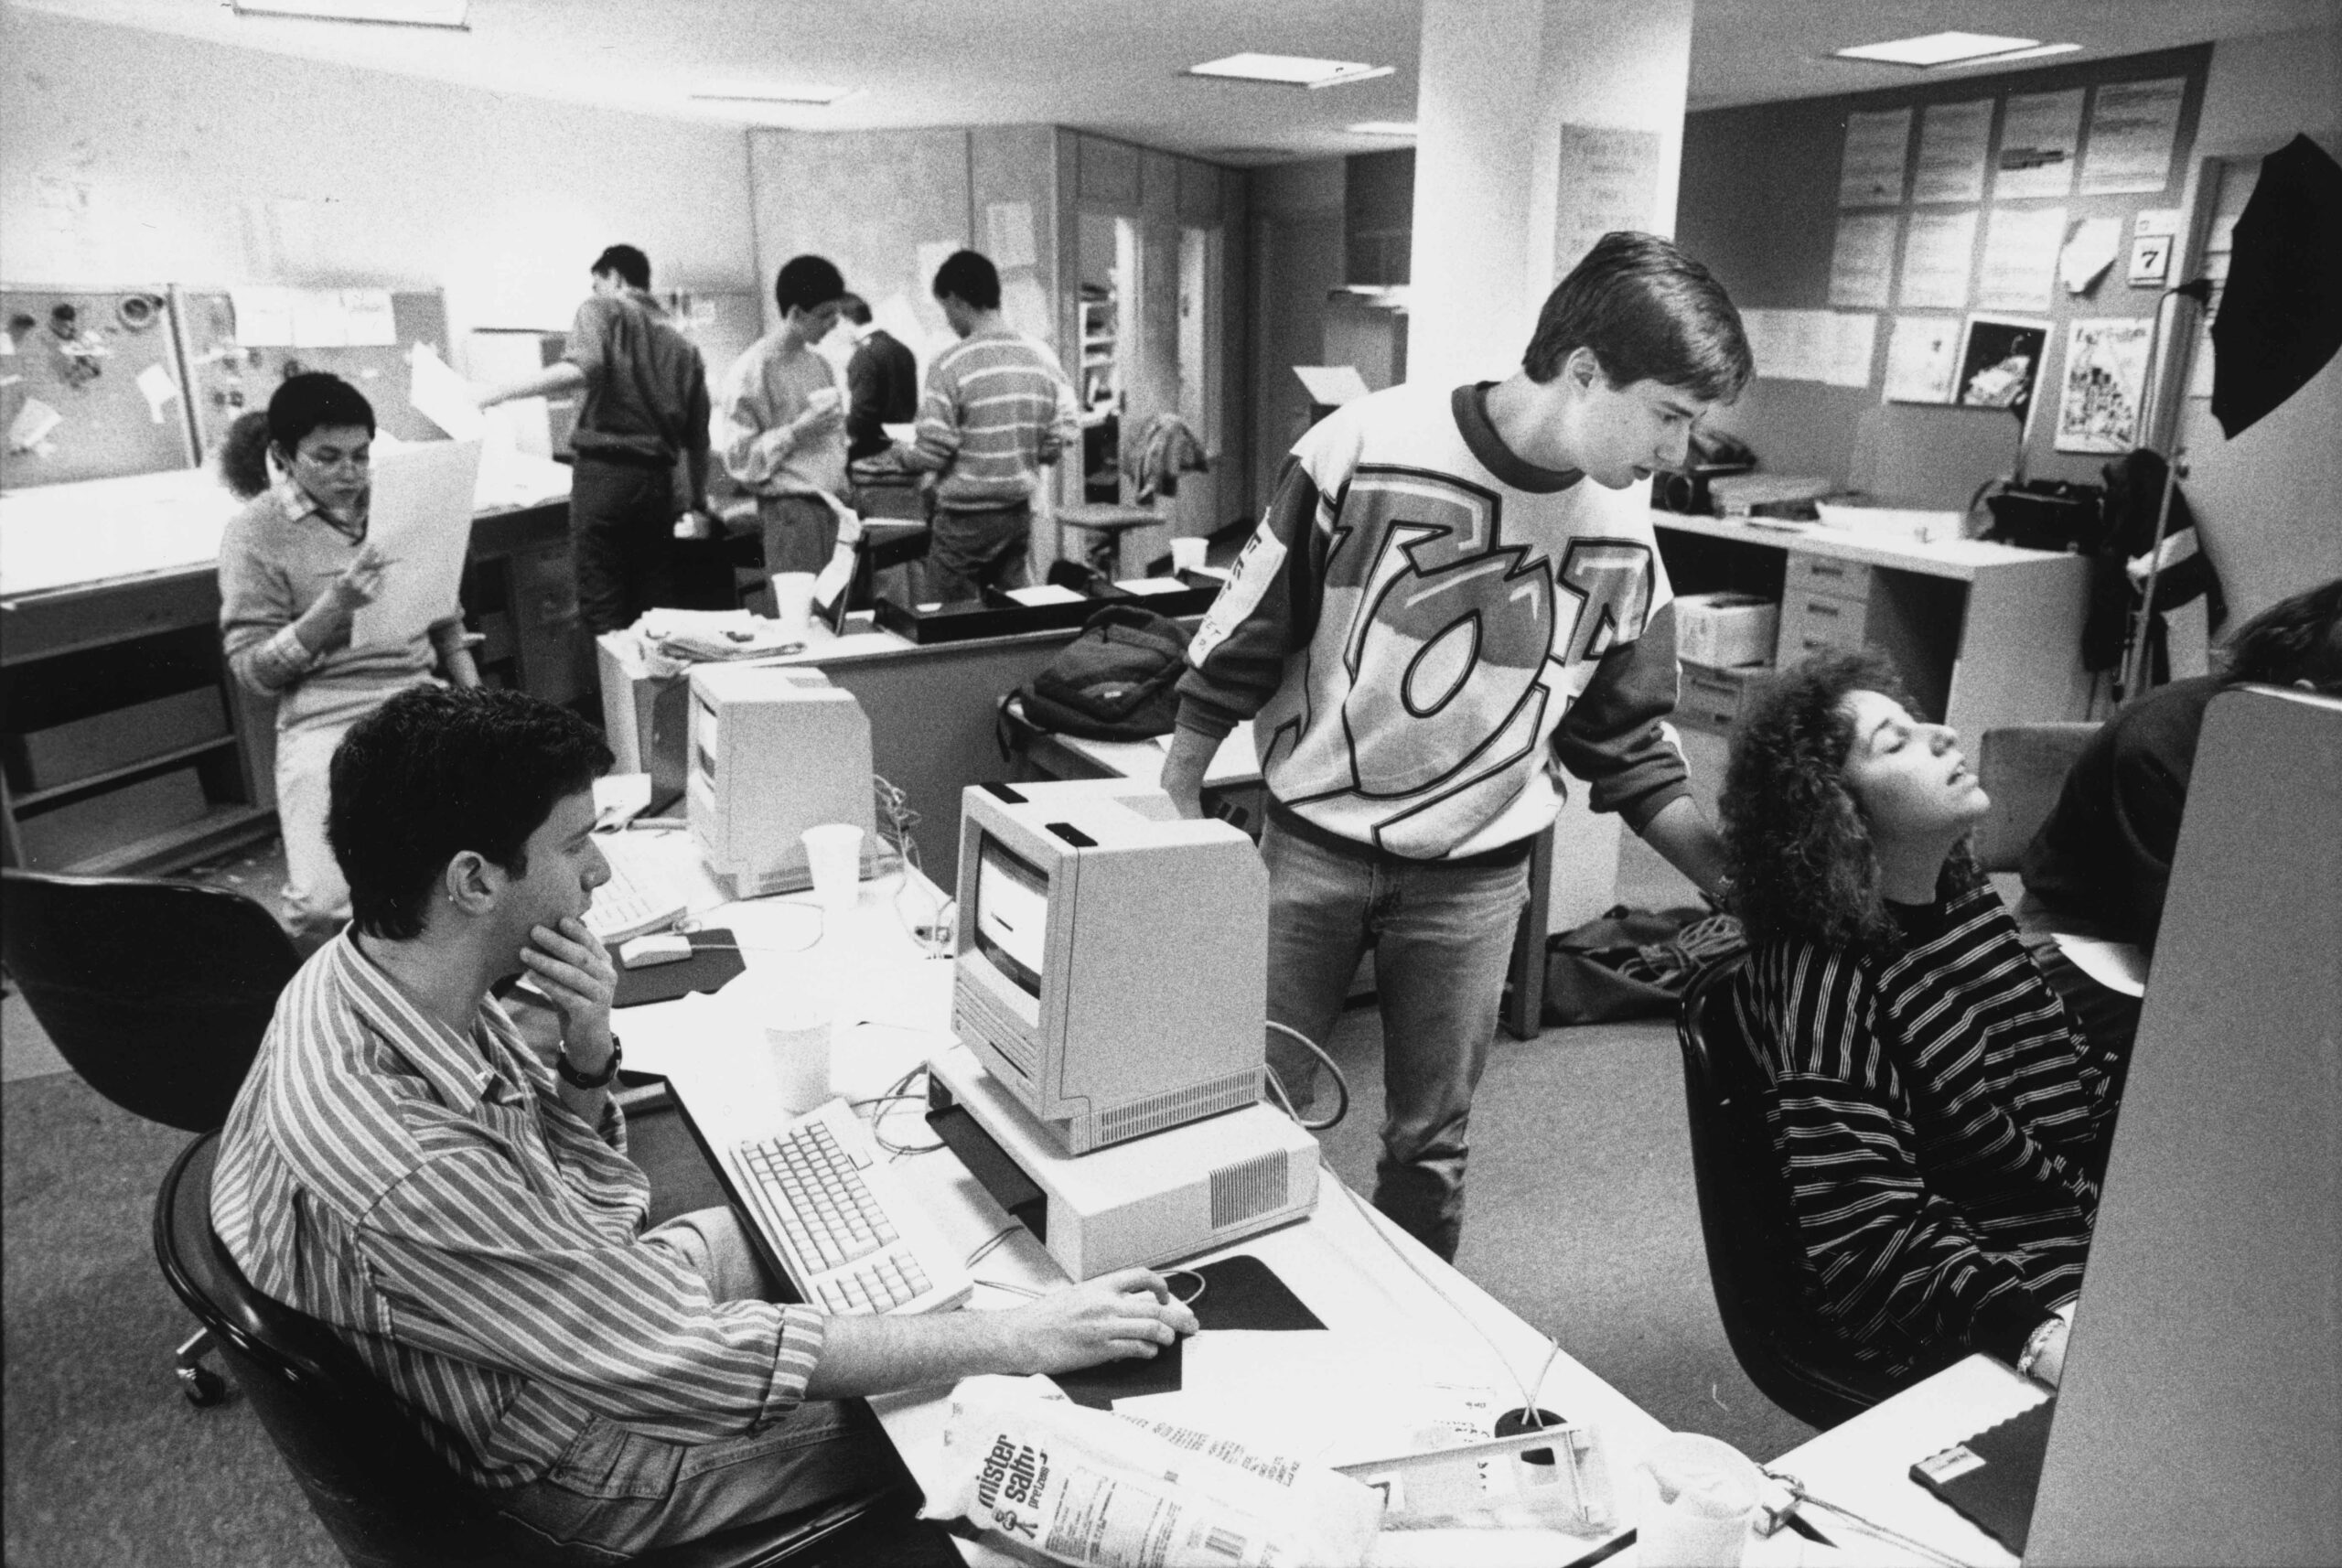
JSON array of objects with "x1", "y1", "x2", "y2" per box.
[
  {"x1": 898, "y1": 328, "x2": 1078, "y2": 511},
  {"x1": 211, "y1": 935, "x2": 825, "y2": 1490},
  {"x1": 1731, "y1": 883, "x2": 2120, "y2": 1380}
]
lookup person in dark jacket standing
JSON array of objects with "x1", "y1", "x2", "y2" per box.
[
  {"x1": 840, "y1": 295, "x2": 918, "y2": 463},
  {"x1": 479, "y1": 244, "x2": 713, "y2": 634}
]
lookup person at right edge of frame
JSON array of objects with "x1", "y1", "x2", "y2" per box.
[
  {"x1": 478, "y1": 243, "x2": 714, "y2": 636},
  {"x1": 1161, "y1": 231, "x2": 1754, "y2": 1263}
]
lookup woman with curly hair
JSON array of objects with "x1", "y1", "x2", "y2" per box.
[{"x1": 1718, "y1": 649, "x2": 2125, "y2": 1393}]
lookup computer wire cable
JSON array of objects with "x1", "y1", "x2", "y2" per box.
[
  {"x1": 874, "y1": 772, "x2": 954, "y2": 958},
  {"x1": 1261, "y1": 1023, "x2": 1563, "y2": 1430},
  {"x1": 1261, "y1": 1020, "x2": 1351, "y2": 1132}
]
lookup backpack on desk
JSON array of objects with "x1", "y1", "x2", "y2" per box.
[{"x1": 1014, "y1": 605, "x2": 1191, "y2": 741}]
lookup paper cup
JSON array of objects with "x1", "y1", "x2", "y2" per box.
[
  {"x1": 770, "y1": 572, "x2": 817, "y2": 635},
  {"x1": 1170, "y1": 537, "x2": 1209, "y2": 573},
  {"x1": 1637, "y1": 1432, "x2": 1762, "y2": 1567},
  {"x1": 801, "y1": 822, "x2": 865, "y2": 913},
  {"x1": 760, "y1": 985, "x2": 834, "y2": 1114}
]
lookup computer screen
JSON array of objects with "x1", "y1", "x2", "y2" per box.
[{"x1": 951, "y1": 779, "x2": 1268, "y2": 1155}]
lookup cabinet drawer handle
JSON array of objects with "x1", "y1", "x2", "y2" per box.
[
  {"x1": 1810, "y1": 562, "x2": 1846, "y2": 578},
  {"x1": 1806, "y1": 600, "x2": 1841, "y2": 618}
]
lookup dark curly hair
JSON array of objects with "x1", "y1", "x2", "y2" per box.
[
  {"x1": 1721, "y1": 650, "x2": 1982, "y2": 953},
  {"x1": 328, "y1": 686, "x2": 611, "y2": 941},
  {"x1": 2220, "y1": 575, "x2": 2342, "y2": 693}
]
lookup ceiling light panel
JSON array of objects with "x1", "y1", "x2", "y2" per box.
[
  {"x1": 1188, "y1": 53, "x2": 1393, "y2": 89},
  {"x1": 691, "y1": 86, "x2": 860, "y2": 107},
  {"x1": 1834, "y1": 32, "x2": 2039, "y2": 68},
  {"x1": 231, "y1": 0, "x2": 467, "y2": 26}
]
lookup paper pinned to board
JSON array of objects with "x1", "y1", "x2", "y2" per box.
[
  {"x1": 410, "y1": 341, "x2": 485, "y2": 440},
  {"x1": 342, "y1": 288, "x2": 397, "y2": 347},
  {"x1": 985, "y1": 201, "x2": 1038, "y2": 271},
  {"x1": 351, "y1": 438, "x2": 482, "y2": 650},
  {"x1": 135, "y1": 362, "x2": 181, "y2": 424},
  {"x1": 230, "y1": 286, "x2": 298, "y2": 347},
  {"x1": 1001, "y1": 274, "x2": 1053, "y2": 341},
  {"x1": 2059, "y1": 217, "x2": 2124, "y2": 295},
  {"x1": 8, "y1": 397, "x2": 63, "y2": 453}
]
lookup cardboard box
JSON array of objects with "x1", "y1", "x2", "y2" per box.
[
  {"x1": 1674, "y1": 593, "x2": 1780, "y2": 669},
  {"x1": 8, "y1": 686, "x2": 229, "y2": 793}
]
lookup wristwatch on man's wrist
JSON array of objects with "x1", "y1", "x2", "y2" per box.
[{"x1": 557, "y1": 1035, "x2": 623, "y2": 1090}]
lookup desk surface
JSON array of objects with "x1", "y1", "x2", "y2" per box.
[
  {"x1": 0, "y1": 451, "x2": 573, "y2": 601},
  {"x1": 611, "y1": 828, "x2": 1672, "y2": 1566},
  {"x1": 1650, "y1": 509, "x2": 2077, "y2": 582}
]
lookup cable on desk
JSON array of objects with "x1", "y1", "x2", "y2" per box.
[
  {"x1": 875, "y1": 773, "x2": 954, "y2": 959},
  {"x1": 1317, "y1": 1160, "x2": 1547, "y2": 1423},
  {"x1": 860, "y1": 1064, "x2": 945, "y2": 1159},
  {"x1": 965, "y1": 1224, "x2": 1025, "y2": 1269},
  {"x1": 972, "y1": 1278, "x2": 1041, "y2": 1300},
  {"x1": 1262, "y1": 1021, "x2": 1350, "y2": 1133}
]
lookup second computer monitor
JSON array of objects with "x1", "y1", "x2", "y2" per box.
[
  {"x1": 952, "y1": 779, "x2": 1267, "y2": 1155},
  {"x1": 687, "y1": 663, "x2": 880, "y2": 899}
]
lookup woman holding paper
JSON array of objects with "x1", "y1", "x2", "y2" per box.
[{"x1": 217, "y1": 372, "x2": 478, "y2": 941}]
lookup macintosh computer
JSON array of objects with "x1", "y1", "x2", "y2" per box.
[
  {"x1": 951, "y1": 778, "x2": 1269, "y2": 1155},
  {"x1": 687, "y1": 663, "x2": 881, "y2": 899}
]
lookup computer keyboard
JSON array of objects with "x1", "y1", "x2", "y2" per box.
[
  {"x1": 586, "y1": 832, "x2": 689, "y2": 946},
  {"x1": 728, "y1": 1099, "x2": 974, "y2": 1316}
]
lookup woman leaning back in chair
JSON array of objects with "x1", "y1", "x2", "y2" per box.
[
  {"x1": 1718, "y1": 649, "x2": 2129, "y2": 1395},
  {"x1": 217, "y1": 374, "x2": 478, "y2": 943}
]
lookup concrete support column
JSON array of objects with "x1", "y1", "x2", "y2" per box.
[
  {"x1": 1406, "y1": 0, "x2": 1697, "y2": 926},
  {"x1": 1408, "y1": 0, "x2": 1694, "y2": 387}
]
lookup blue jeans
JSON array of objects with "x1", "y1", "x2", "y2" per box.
[
  {"x1": 1261, "y1": 812, "x2": 1531, "y2": 1262},
  {"x1": 491, "y1": 1208, "x2": 892, "y2": 1563}
]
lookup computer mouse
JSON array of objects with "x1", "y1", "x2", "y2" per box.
[{"x1": 619, "y1": 932, "x2": 695, "y2": 969}]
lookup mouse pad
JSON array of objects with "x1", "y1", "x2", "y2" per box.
[
  {"x1": 1053, "y1": 1254, "x2": 1324, "y2": 1409},
  {"x1": 614, "y1": 929, "x2": 746, "y2": 1008}
]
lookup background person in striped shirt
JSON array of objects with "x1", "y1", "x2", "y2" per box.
[
  {"x1": 211, "y1": 685, "x2": 1198, "y2": 1562},
  {"x1": 1719, "y1": 650, "x2": 2128, "y2": 1394},
  {"x1": 897, "y1": 249, "x2": 1079, "y2": 602}
]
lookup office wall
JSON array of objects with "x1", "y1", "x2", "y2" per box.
[
  {"x1": 0, "y1": 7, "x2": 758, "y2": 358},
  {"x1": 1679, "y1": 45, "x2": 2212, "y2": 498},
  {"x1": 2170, "y1": 25, "x2": 2342, "y2": 619}
]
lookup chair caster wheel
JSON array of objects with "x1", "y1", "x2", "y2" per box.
[{"x1": 180, "y1": 1365, "x2": 227, "y2": 1407}]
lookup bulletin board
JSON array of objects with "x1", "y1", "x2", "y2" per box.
[
  {"x1": 177, "y1": 289, "x2": 451, "y2": 461},
  {"x1": 0, "y1": 286, "x2": 199, "y2": 489},
  {"x1": 1679, "y1": 44, "x2": 2212, "y2": 494}
]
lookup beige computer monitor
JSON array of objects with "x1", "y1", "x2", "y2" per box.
[{"x1": 2027, "y1": 687, "x2": 2341, "y2": 1566}]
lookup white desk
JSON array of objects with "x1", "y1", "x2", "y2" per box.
[
  {"x1": 1742, "y1": 1356, "x2": 2041, "y2": 1568},
  {"x1": 610, "y1": 830, "x2": 1672, "y2": 1565}
]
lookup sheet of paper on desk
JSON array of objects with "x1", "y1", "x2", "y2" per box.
[
  {"x1": 1147, "y1": 1330, "x2": 1503, "y2": 1466},
  {"x1": 351, "y1": 439, "x2": 481, "y2": 650},
  {"x1": 1004, "y1": 583, "x2": 1085, "y2": 607},
  {"x1": 2050, "y1": 933, "x2": 2146, "y2": 997}
]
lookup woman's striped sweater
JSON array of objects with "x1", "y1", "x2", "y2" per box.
[{"x1": 1730, "y1": 882, "x2": 2122, "y2": 1380}]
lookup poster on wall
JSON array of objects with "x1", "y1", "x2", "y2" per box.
[
  {"x1": 1913, "y1": 100, "x2": 1993, "y2": 204},
  {"x1": 1995, "y1": 89, "x2": 2085, "y2": 199},
  {"x1": 1977, "y1": 204, "x2": 2067, "y2": 312},
  {"x1": 2080, "y1": 78, "x2": 2186, "y2": 196},
  {"x1": 1828, "y1": 213, "x2": 1899, "y2": 308},
  {"x1": 1554, "y1": 124, "x2": 1664, "y2": 279},
  {"x1": 1839, "y1": 108, "x2": 1913, "y2": 208},
  {"x1": 1956, "y1": 313, "x2": 2051, "y2": 435},
  {"x1": 1884, "y1": 315, "x2": 1961, "y2": 403},
  {"x1": 1899, "y1": 209, "x2": 1978, "y2": 308},
  {"x1": 2055, "y1": 317, "x2": 2154, "y2": 452}
]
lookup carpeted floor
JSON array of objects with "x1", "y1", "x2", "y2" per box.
[{"x1": 1, "y1": 979, "x2": 1810, "y2": 1567}]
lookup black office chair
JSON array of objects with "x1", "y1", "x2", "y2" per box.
[
  {"x1": 155, "y1": 1132, "x2": 955, "y2": 1568},
  {"x1": 3, "y1": 866, "x2": 303, "y2": 1403},
  {"x1": 1674, "y1": 956, "x2": 1906, "y2": 1430}
]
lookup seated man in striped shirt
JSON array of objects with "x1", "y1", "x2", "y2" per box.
[
  {"x1": 897, "y1": 249, "x2": 1080, "y2": 602},
  {"x1": 211, "y1": 685, "x2": 1196, "y2": 1563},
  {"x1": 1716, "y1": 650, "x2": 2129, "y2": 1397}
]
